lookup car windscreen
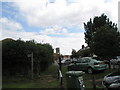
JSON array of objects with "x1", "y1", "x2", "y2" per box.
[
  {"x1": 89, "y1": 58, "x2": 98, "y2": 62},
  {"x1": 79, "y1": 58, "x2": 91, "y2": 63},
  {"x1": 77, "y1": 58, "x2": 82, "y2": 62}
]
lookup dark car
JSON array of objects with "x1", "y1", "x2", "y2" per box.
[
  {"x1": 68, "y1": 57, "x2": 107, "y2": 74},
  {"x1": 102, "y1": 71, "x2": 120, "y2": 89}
]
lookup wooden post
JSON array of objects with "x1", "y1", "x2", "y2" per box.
[
  {"x1": 27, "y1": 53, "x2": 34, "y2": 80},
  {"x1": 92, "y1": 75, "x2": 96, "y2": 89},
  {"x1": 31, "y1": 52, "x2": 33, "y2": 80},
  {"x1": 59, "y1": 57, "x2": 62, "y2": 71}
]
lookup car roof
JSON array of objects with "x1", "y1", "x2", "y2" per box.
[{"x1": 82, "y1": 57, "x2": 92, "y2": 59}]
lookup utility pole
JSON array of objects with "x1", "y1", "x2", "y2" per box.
[{"x1": 59, "y1": 57, "x2": 62, "y2": 71}]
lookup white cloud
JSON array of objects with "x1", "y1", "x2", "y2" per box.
[
  {"x1": 40, "y1": 25, "x2": 68, "y2": 35},
  {"x1": 1, "y1": 0, "x2": 119, "y2": 54},
  {"x1": 1, "y1": 17, "x2": 85, "y2": 55},
  {"x1": 1, "y1": 18, "x2": 23, "y2": 31},
  {"x1": 13, "y1": 0, "x2": 119, "y2": 28},
  {"x1": 51, "y1": 33, "x2": 86, "y2": 55},
  {"x1": 0, "y1": 17, "x2": 52, "y2": 43},
  {"x1": 0, "y1": 17, "x2": 35, "y2": 40}
]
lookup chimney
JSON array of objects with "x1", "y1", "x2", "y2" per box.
[{"x1": 56, "y1": 48, "x2": 60, "y2": 54}]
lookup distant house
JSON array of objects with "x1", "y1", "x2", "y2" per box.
[
  {"x1": 77, "y1": 46, "x2": 90, "y2": 54},
  {"x1": 62, "y1": 55, "x2": 70, "y2": 60},
  {"x1": 76, "y1": 46, "x2": 91, "y2": 58}
]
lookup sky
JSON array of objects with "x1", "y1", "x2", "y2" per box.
[{"x1": 0, "y1": 0, "x2": 120, "y2": 55}]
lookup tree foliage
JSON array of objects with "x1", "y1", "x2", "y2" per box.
[
  {"x1": 93, "y1": 24, "x2": 120, "y2": 59},
  {"x1": 78, "y1": 48, "x2": 91, "y2": 57},
  {"x1": 71, "y1": 49, "x2": 79, "y2": 58},
  {"x1": 2, "y1": 38, "x2": 54, "y2": 76},
  {"x1": 84, "y1": 14, "x2": 120, "y2": 60}
]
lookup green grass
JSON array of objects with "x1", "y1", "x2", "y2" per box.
[
  {"x1": 3, "y1": 65, "x2": 60, "y2": 88},
  {"x1": 2, "y1": 64, "x2": 119, "y2": 89},
  {"x1": 3, "y1": 80, "x2": 59, "y2": 88}
]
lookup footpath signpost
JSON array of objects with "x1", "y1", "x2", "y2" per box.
[{"x1": 27, "y1": 52, "x2": 33, "y2": 80}]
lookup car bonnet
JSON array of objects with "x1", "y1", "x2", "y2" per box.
[{"x1": 104, "y1": 73, "x2": 120, "y2": 83}]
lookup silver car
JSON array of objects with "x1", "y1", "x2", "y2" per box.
[
  {"x1": 102, "y1": 71, "x2": 120, "y2": 89},
  {"x1": 110, "y1": 56, "x2": 120, "y2": 65}
]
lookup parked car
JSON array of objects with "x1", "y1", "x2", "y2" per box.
[
  {"x1": 110, "y1": 56, "x2": 120, "y2": 65},
  {"x1": 102, "y1": 71, "x2": 120, "y2": 89},
  {"x1": 71, "y1": 58, "x2": 78, "y2": 63},
  {"x1": 61, "y1": 59, "x2": 71, "y2": 65},
  {"x1": 103, "y1": 60, "x2": 110, "y2": 64},
  {"x1": 67, "y1": 57, "x2": 107, "y2": 74}
]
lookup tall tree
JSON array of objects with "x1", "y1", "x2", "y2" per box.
[
  {"x1": 93, "y1": 24, "x2": 120, "y2": 59},
  {"x1": 84, "y1": 14, "x2": 120, "y2": 68},
  {"x1": 84, "y1": 14, "x2": 118, "y2": 54}
]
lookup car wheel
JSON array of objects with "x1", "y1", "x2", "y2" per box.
[
  {"x1": 68, "y1": 67, "x2": 71, "y2": 71},
  {"x1": 87, "y1": 68, "x2": 93, "y2": 74}
]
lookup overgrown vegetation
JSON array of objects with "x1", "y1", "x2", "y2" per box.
[{"x1": 2, "y1": 38, "x2": 54, "y2": 76}]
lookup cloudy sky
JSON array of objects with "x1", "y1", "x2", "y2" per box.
[{"x1": 0, "y1": 0, "x2": 120, "y2": 55}]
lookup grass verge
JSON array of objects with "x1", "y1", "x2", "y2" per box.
[{"x1": 2, "y1": 64, "x2": 119, "y2": 89}]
